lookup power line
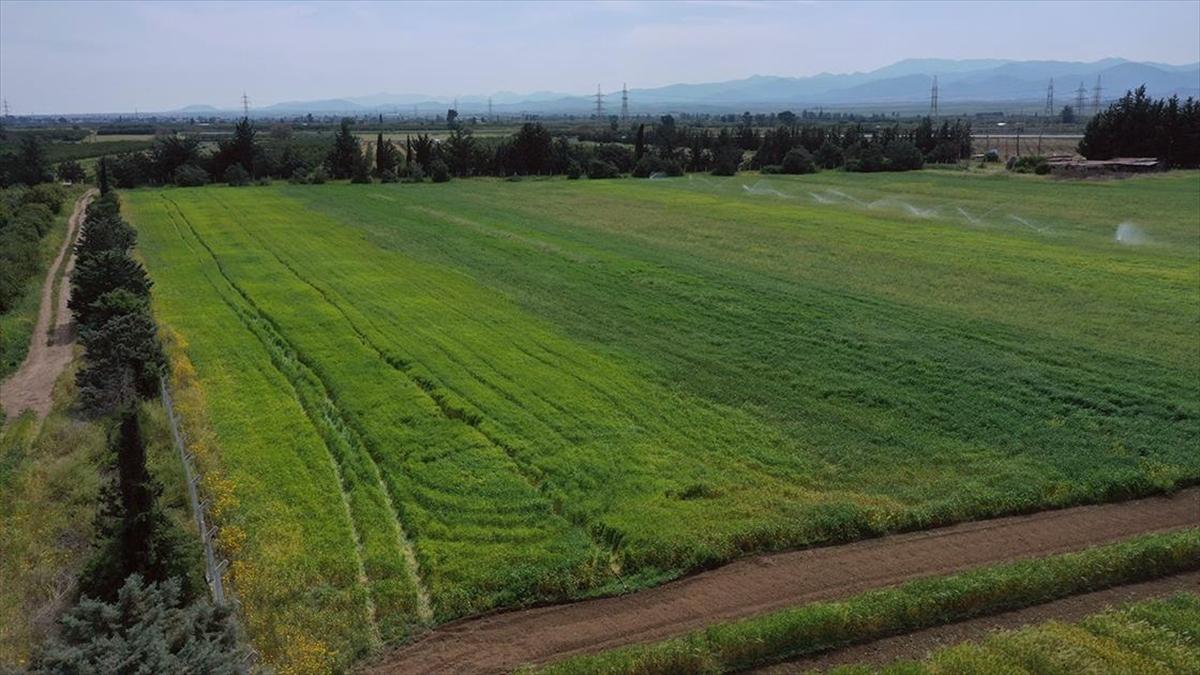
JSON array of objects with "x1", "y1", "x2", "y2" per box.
[
  {"x1": 594, "y1": 84, "x2": 605, "y2": 119},
  {"x1": 1091, "y1": 75, "x2": 1103, "y2": 115},
  {"x1": 1044, "y1": 78, "x2": 1054, "y2": 116},
  {"x1": 621, "y1": 83, "x2": 629, "y2": 121},
  {"x1": 929, "y1": 75, "x2": 938, "y2": 117},
  {"x1": 488, "y1": 97, "x2": 493, "y2": 119},
  {"x1": 1, "y1": 99, "x2": 9, "y2": 119},
  {"x1": 1075, "y1": 81, "x2": 1087, "y2": 115},
  {"x1": 241, "y1": 91, "x2": 250, "y2": 118}
]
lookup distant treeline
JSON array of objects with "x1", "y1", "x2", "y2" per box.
[
  {"x1": 84, "y1": 112, "x2": 973, "y2": 188},
  {"x1": 1079, "y1": 86, "x2": 1200, "y2": 168}
]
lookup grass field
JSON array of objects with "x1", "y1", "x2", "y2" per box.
[
  {"x1": 832, "y1": 592, "x2": 1200, "y2": 674},
  {"x1": 124, "y1": 170, "x2": 1200, "y2": 672}
]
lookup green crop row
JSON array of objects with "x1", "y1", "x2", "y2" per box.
[
  {"x1": 534, "y1": 529, "x2": 1200, "y2": 674},
  {"x1": 836, "y1": 592, "x2": 1199, "y2": 674}
]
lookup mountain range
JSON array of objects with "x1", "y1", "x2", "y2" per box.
[{"x1": 175, "y1": 57, "x2": 1200, "y2": 116}]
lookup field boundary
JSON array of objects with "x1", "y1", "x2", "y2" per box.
[
  {"x1": 364, "y1": 489, "x2": 1199, "y2": 674},
  {"x1": 755, "y1": 570, "x2": 1200, "y2": 673}
]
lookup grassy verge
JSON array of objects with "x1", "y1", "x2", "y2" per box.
[
  {"x1": 837, "y1": 592, "x2": 1200, "y2": 674},
  {"x1": 533, "y1": 528, "x2": 1200, "y2": 674},
  {"x1": 0, "y1": 185, "x2": 87, "y2": 382}
]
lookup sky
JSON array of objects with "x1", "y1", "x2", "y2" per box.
[{"x1": 2, "y1": 0, "x2": 1198, "y2": 114}]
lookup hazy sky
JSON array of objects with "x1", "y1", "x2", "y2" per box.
[{"x1": 2, "y1": 0, "x2": 1198, "y2": 113}]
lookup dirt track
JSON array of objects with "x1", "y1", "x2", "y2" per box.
[
  {"x1": 364, "y1": 489, "x2": 1198, "y2": 674},
  {"x1": 757, "y1": 570, "x2": 1200, "y2": 672},
  {"x1": 0, "y1": 189, "x2": 96, "y2": 422}
]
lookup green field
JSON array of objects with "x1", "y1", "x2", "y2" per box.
[
  {"x1": 124, "y1": 170, "x2": 1200, "y2": 672},
  {"x1": 833, "y1": 592, "x2": 1200, "y2": 674}
]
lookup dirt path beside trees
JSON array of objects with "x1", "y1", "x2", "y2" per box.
[
  {"x1": 1, "y1": 189, "x2": 97, "y2": 422},
  {"x1": 364, "y1": 488, "x2": 1198, "y2": 674}
]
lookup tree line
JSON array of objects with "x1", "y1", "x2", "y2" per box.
[
  {"x1": 1079, "y1": 86, "x2": 1200, "y2": 168},
  {"x1": 0, "y1": 183, "x2": 67, "y2": 316},
  {"x1": 28, "y1": 186, "x2": 244, "y2": 672}
]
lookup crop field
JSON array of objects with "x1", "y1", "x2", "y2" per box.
[
  {"x1": 124, "y1": 170, "x2": 1200, "y2": 671},
  {"x1": 831, "y1": 592, "x2": 1200, "y2": 674}
]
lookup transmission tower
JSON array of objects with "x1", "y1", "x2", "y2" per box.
[
  {"x1": 241, "y1": 92, "x2": 250, "y2": 118},
  {"x1": 621, "y1": 83, "x2": 629, "y2": 121},
  {"x1": 1, "y1": 99, "x2": 9, "y2": 119},
  {"x1": 1091, "y1": 75, "x2": 1102, "y2": 115},
  {"x1": 1044, "y1": 78, "x2": 1054, "y2": 116},
  {"x1": 488, "y1": 97, "x2": 493, "y2": 119},
  {"x1": 594, "y1": 84, "x2": 605, "y2": 119},
  {"x1": 1075, "y1": 81, "x2": 1086, "y2": 115},
  {"x1": 929, "y1": 75, "x2": 938, "y2": 117}
]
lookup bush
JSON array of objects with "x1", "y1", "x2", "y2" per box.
[
  {"x1": 406, "y1": 163, "x2": 425, "y2": 183},
  {"x1": 710, "y1": 146, "x2": 742, "y2": 176},
  {"x1": 566, "y1": 160, "x2": 582, "y2": 180},
  {"x1": 759, "y1": 165, "x2": 782, "y2": 174},
  {"x1": 288, "y1": 168, "x2": 310, "y2": 184},
  {"x1": 884, "y1": 140, "x2": 925, "y2": 171},
  {"x1": 57, "y1": 160, "x2": 87, "y2": 184},
  {"x1": 429, "y1": 159, "x2": 451, "y2": 183},
  {"x1": 780, "y1": 148, "x2": 816, "y2": 174},
  {"x1": 586, "y1": 159, "x2": 620, "y2": 179},
  {"x1": 845, "y1": 143, "x2": 885, "y2": 172},
  {"x1": 815, "y1": 141, "x2": 844, "y2": 169},
  {"x1": 22, "y1": 183, "x2": 66, "y2": 214},
  {"x1": 1008, "y1": 155, "x2": 1049, "y2": 174},
  {"x1": 379, "y1": 168, "x2": 399, "y2": 183},
  {"x1": 309, "y1": 166, "x2": 328, "y2": 184},
  {"x1": 173, "y1": 164, "x2": 208, "y2": 187},
  {"x1": 632, "y1": 156, "x2": 684, "y2": 178},
  {"x1": 223, "y1": 164, "x2": 250, "y2": 187}
]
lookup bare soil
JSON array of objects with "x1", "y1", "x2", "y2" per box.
[
  {"x1": 756, "y1": 570, "x2": 1200, "y2": 673},
  {"x1": 0, "y1": 189, "x2": 96, "y2": 422},
  {"x1": 363, "y1": 488, "x2": 1198, "y2": 674}
]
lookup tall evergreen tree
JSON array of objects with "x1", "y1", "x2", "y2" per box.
[
  {"x1": 326, "y1": 118, "x2": 361, "y2": 179},
  {"x1": 98, "y1": 156, "x2": 111, "y2": 194},
  {"x1": 635, "y1": 123, "x2": 646, "y2": 161}
]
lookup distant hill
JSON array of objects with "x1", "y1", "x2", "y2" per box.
[{"x1": 173, "y1": 58, "x2": 1200, "y2": 116}]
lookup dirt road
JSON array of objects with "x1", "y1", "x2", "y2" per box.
[
  {"x1": 757, "y1": 570, "x2": 1200, "y2": 672},
  {"x1": 364, "y1": 488, "x2": 1198, "y2": 674},
  {"x1": 0, "y1": 189, "x2": 96, "y2": 422}
]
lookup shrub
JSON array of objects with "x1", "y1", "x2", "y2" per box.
[
  {"x1": 223, "y1": 164, "x2": 250, "y2": 187},
  {"x1": 429, "y1": 159, "x2": 451, "y2": 183},
  {"x1": 710, "y1": 146, "x2": 742, "y2": 176},
  {"x1": 406, "y1": 162, "x2": 425, "y2": 183},
  {"x1": 289, "y1": 168, "x2": 310, "y2": 184},
  {"x1": 57, "y1": 160, "x2": 87, "y2": 184},
  {"x1": 379, "y1": 168, "x2": 399, "y2": 184},
  {"x1": 845, "y1": 143, "x2": 885, "y2": 172},
  {"x1": 566, "y1": 160, "x2": 582, "y2": 180},
  {"x1": 815, "y1": 141, "x2": 844, "y2": 170},
  {"x1": 884, "y1": 140, "x2": 925, "y2": 171},
  {"x1": 309, "y1": 166, "x2": 328, "y2": 184},
  {"x1": 22, "y1": 183, "x2": 66, "y2": 214},
  {"x1": 1008, "y1": 155, "x2": 1049, "y2": 174},
  {"x1": 632, "y1": 156, "x2": 684, "y2": 178},
  {"x1": 586, "y1": 159, "x2": 620, "y2": 179},
  {"x1": 173, "y1": 164, "x2": 209, "y2": 187},
  {"x1": 780, "y1": 148, "x2": 816, "y2": 174}
]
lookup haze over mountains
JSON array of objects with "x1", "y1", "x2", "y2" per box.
[{"x1": 177, "y1": 57, "x2": 1199, "y2": 116}]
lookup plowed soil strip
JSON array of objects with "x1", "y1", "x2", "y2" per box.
[
  {"x1": 1, "y1": 189, "x2": 96, "y2": 422},
  {"x1": 755, "y1": 570, "x2": 1200, "y2": 673},
  {"x1": 364, "y1": 489, "x2": 1199, "y2": 674}
]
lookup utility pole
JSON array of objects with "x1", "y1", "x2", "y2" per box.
[
  {"x1": 1044, "y1": 78, "x2": 1054, "y2": 116},
  {"x1": 929, "y1": 75, "x2": 938, "y2": 117},
  {"x1": 594, "y1": 84, "x2": 605, "y2": 120},
  {"x1": 621, "y1": 83, "x2": 629, "y2": 121},
  {"x1": 1091, "y1": 75, "x2": 1102, "y2": 115},
  {"x1": 241, "y1": 91, "x2": 250, "y2": 118},
  {"x1": 1075, "y1": 81, "x2": 1087, "y2": 117}
]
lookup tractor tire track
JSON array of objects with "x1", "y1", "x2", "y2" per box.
[{"x1": 362, "y1": 488, "x2": 1199, "y2": 674}]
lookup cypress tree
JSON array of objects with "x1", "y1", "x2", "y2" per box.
[
  {"x1": 635, "y1": 124, "x2": 646, "y2": 161},
  {"x1": 98, "y1": 156, "x2": 111, "y2": 194}
]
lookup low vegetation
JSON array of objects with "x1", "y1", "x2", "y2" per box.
[
  {"x1": 125, "y1": 169, "x2": 1199, "y2": 672},
  {"x1": 831, "y1": 592, "x2": 1200, "y2": 674},
  {"x1": 533, "y1": 529, "x2": 1200, "y2": 674}
]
